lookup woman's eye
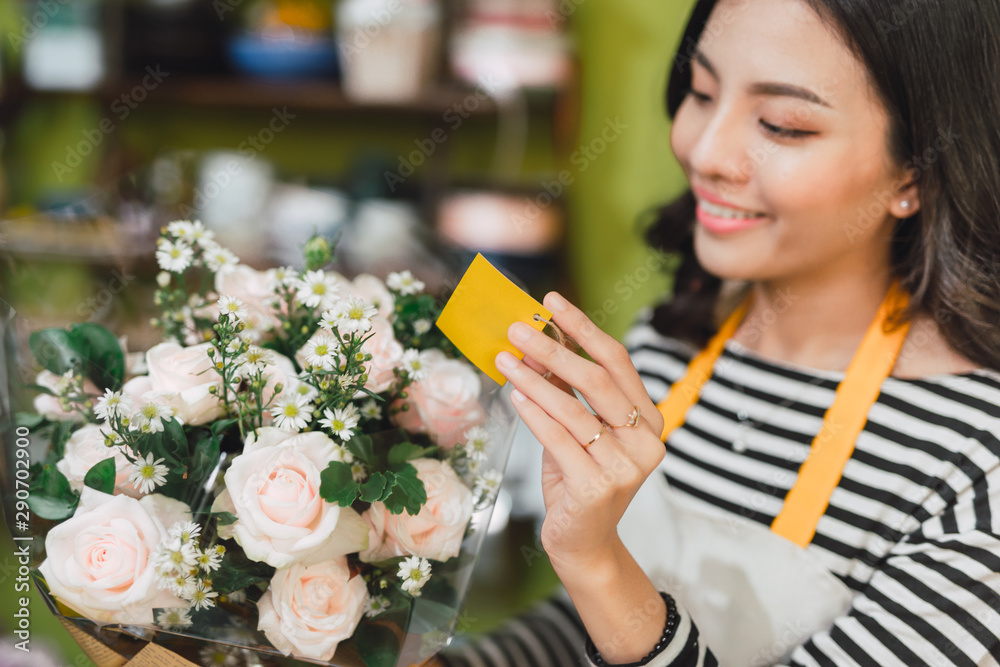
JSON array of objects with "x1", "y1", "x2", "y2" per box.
[
  {"x1": 759, "y1": 119, "x2": 815, "y2": 139},
  {"x1": 688, "y1": 89, "x2": 713, "y2": 103}
]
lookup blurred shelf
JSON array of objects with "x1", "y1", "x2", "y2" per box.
[{"x1": 0, "y1": 216, "x2": 154, "y2": 266}]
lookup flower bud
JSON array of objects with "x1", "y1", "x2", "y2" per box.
[{"x1": 303, "y1": 235, "x2": 333, "y2": 271}]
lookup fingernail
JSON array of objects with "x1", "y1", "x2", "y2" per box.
[
  {"x1": 510, "y1": 322, "x2": 532, "y2": 343},
  {"x1": 496, "y1": 351, "x2": 518, "y2": 371},
  {"x1": 511, "y1": 388, "x2": 527, "y2": 403},
  {"x1": 545, "y1": 292, "x2": 568, "y2": 312}
]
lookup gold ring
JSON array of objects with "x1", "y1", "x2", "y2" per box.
[
  {"x1": 583, "y1": 426, "x2": 606, "y2": 449},
  {"x1": 605, "y1": 406, "x2": 641, "y2": 430}
]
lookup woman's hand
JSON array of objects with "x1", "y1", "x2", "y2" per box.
[{"x1": 495, "y1": 291, "x2": 668, "y2": 662}]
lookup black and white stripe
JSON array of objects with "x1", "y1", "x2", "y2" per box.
[{"x1": 442, "y1": 318, "x2": 1000, "y2": 666}]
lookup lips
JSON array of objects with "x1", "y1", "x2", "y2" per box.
[{"x1": 692, "y1": 187, "x2": 767, "y2": 234}]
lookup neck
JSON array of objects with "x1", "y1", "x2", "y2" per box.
[{"x1": 732, "y1": 268, "x2": 893, "y2": 372}]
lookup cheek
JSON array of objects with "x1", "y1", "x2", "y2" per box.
[{"x1": 670, "y1": 101, "x2": 700, "y2": 170}]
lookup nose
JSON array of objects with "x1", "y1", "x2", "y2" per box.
[{"x1": 686, "y1": 103, "x2": 753, "y2": 187}]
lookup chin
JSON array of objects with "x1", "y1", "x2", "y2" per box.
[{"x1": 692, "y1": 224, "x2": 770, "y2": 282}]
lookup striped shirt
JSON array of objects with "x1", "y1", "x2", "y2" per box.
[{"x1": 442, "y1": 317, "x2": 1000, "y2": 667}]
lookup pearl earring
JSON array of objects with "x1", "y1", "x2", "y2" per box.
[{"x1": 900, "y1": 201, "x2": 911, "y2": 210}]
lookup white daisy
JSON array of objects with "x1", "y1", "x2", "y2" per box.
[
  {"x1": 303, "y1": 335, "x2": 340, "y2": 371},
  {"x1": 327, "y1": 297, "x2": 378, "y2": 335},
  {"x1": 295, "y1": 270, "x2": 340, "y2": 310},
  {"x1": 189, "y1": 221, "x2": 216, "y2": 247},
  {"x1": 133, "y1": 401, "x2": 174, "y2": 433},
  {"x1": 474, "y1": 470, "x2": 503, "y2": 503},
  {"x1": 225, "y1": 336, "x2": 246, "y2": 356},
  {"x1": 237, "y1": 346, "x2": 273, "y2": 377},
  {"x1": 94, "y1": 389, "x2": 130, "y2": 422},
  {"x1": 217, "y1": 295, "x2": 248, "y2": 322},
  {"x1": 398, "y1": 556, "x2": 432, "y2": 596},
  {"x1": 155, "y1": 536, "x2": 199, "y2": 574},
  {"x1": 387, "y1": 270, "x2": 425, "y2": 295},
  {"x1": 156, "y1": 240, "x2": 194, "y2": 273},
  {"x1": 319, "y1": 404, "x2": 360, "y2": 441},
  {"x1": 128, "y1": 453, "x2": 169, "y2": 494},
  {"x1": 463, "y1": 426, "x2": 492, "y2": 462},
  {"x1": 204, "y1": 246, "x2": 239, "y2": 274},
  {"x1": 166, "y1": 220, "x2": 195, "y2": 240},
  {"x1": 189, "y1": 581, "x2": 218, "y2": 611},
  {"x1": 350, "y1": 461, "x2": 367, "y2": 483},
  {"x1": 165, "y1": 572, "x2": 197, "y2": 599},
  {"x1": 413, "y1": 318, "x2": 432, "y2": 336},
  {"x1": 270, "y1": 394, "x2": 314, "y2": 432},
  {"x1": 168, "y1": 521, "x2": 203, "y2": 544},
  {"x1": 401, "y1": 349, "x2": 431, "y2": 381},
  {"x1": 291, "y1": 380, "x2": 319, "y2": 403},
  {"x1": 155, "y1": 608, "x2": 192, "y2": 629},
  {"x1": 266, "y1": 265, "x2": 298, "y2": 291},
  {"x1": 195, "y1": 548, "x2": 224, "y2": 572},
  {"x1": 360, "y1": 398, "x2": 382, "y2": 420},
  {"x1": 364, "y1": 595, "x2": 390, "y2": 618}
]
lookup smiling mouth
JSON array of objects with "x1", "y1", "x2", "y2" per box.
[{"x1": 696, "y1": 198, "x2": 766, "y2": 220}]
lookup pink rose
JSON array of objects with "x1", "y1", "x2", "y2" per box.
[
  {"x1": 38, "y1": 488, "x2": 190, "y2": 625},
  {"x1": 393, "y1": 350, "x2": 486, "y2": 449},
  {"x1": 33, "y1": 370, "x2": 99, "y2": 423},
  {"x1": 361, "y1": 317, "x2": 404, "y2": 393},
  {"x1": 348, "y1": 274, "x2": 395, "y2": 319},
  {"x1": 361, "y1": 458, "x2": 474, "y2": 562},
  {"x1": 212, "y1": 428, "x2": 369, "y2": 569},
  {"x1": 56, "y1": 424, "x2": 139, "y2": 498},
  {"x1": 257, "y1": 557, "x2": 368, "y2": 661},
  {"x1": 214, "y1": 265, "x2": 281, "y2": 338},
  {"x1": 124, "y1": 342, "x2": 224, "y2": 426}
]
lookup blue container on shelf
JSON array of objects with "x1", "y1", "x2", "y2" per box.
[{"x1": 227, "y1": 32, "x2": 339, "y2": 79}]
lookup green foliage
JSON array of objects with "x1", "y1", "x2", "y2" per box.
[
  {"x1": 83, "y1": 457, "x2": 116, "y2": 494},
  {"x1": 28, "y1": 465, "x2": 79, "y2": 520},
  {"x1": 212, "y1": 543, "x2": 276, "y2": 594},
  {"x1": 352, "y1": 624, "x2": 400, "y2": 667},
  {"x1": 319, "y1": 459, "x2": 426, "y2": 516},
  {"x1": 29, "y1": 323, "x2": 125, "y2": 392}
]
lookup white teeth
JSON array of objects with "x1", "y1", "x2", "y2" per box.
[{"x1": 698, "y1": 198, "x2": 764, "y2": 220}]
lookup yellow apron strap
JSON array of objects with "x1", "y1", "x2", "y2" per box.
[{"x1": 656, "y1": 284, "x2": 910, "y2": 548}]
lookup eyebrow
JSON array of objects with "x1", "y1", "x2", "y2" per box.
[{"x1": 693, "y1": 48, "x2": 833, "y2": 109}]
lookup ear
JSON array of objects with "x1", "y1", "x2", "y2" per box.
[{"x1": 890, "y1": 175, "x2": 921, "y2": 219}]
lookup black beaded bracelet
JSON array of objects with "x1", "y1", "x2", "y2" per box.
[{"x1": 585, "y1": 592, "x2": 679, "y2": 667}]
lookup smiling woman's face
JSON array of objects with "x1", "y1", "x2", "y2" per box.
[{"x1": 671, "y1": 0, "x2": 915, "y2": 285}]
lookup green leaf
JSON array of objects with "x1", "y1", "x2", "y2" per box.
[
  {"x1": 382, "y1": 463, "x2": 426, "y2": 516},
  {"x1": 352, "y1": 623, "x2": 400, "y2": 667},
  {"x1": 155, "y1": 418, "x2": 189, "y2": 473},
  {"x1": 346, "y1": 433, "x2": 374, "y2": 465},
  {"x1": 213, "y1": 511, "x2": 237, "y2": 526},
  {"x1": 83, "y1": 457, "x2": 116, "y2": 494},
  {"x1": 387, "y1": 442, "x2": 436, "y2": 465},
  {"x1": 27, "y1": 465, "x2": 80, "y2": 520},
  {"x1": 359, "y1": 472, "x2": 387, "y2": 503},
  {"x1": 14, "y1": 412, "x2": 45, "y2": 430},
  {"x1": 210, "y1": 418, "x2": 239, "y2": 438},
  {"x1": 69, "y1": 323, "x2": 125, "y2": 391},
  {"x1": 319, "y1": 461, "x2": 360, "y2": 507},
  {"x1": 50, "y1": 421, "x2": 75, "y2": 459},
  {"x1": 407, "y1": 598, "x2": 459, "y2": 635},
  {"x1": 211, "y1": 544, "x2": 276, "y2": 594},
  {"x1": 29, "y1": 329, "x2": 84, "y2": 376},
  {"x1": 190, "y1": 435, "x2": 220, "y2": 483}
]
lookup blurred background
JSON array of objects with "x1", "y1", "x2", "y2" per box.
[{"x1": 0, "y1": 0, "x2": 695, "y2": 663}]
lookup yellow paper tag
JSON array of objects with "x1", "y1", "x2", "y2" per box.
[{"x1": 436, "y1": 254, "x2": 550, "y2": 385}]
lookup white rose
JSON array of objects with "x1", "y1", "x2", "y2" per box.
[
  {"x1": 212, "y1": 428, "x2": 369, "y2": 569},
  {"x1": 38, "y1": 488, "x2": 190, "y2": 625},
  {"x1": 361, "y1": 317, "x2": 404, "y2": 393},
  {"x1": 361, "y1": 458, "x2": 474, "y2": 562},
  {"x1": 392, "y1": 350, "x2": 486, "y2": 449},
  {"x1": 126, "y1": 342, "x2": 225, "y2": 426},
  {"x1": 257, "y1": 557, "x2": 368, "y2": 661},
  {"x1": 56, "y1": 424, "x2": 139, "y2": 498}
]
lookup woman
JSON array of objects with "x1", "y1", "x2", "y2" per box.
[{"x1": 437, "y1": 0, "x2": 1000, "y2": 664}]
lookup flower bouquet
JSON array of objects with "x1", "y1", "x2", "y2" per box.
[{"x1": 12, "y1": 222, "x2": 517, "y2": 666}]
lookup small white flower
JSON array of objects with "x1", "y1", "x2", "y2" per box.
[
  {"x1": 295, "y1": 270, "x2": 340, "y2": 310},
  {"x1": 350, "y1": 461, "x2": 366, "y2": 483},
  {"x1": 224, "y1": 588, "x2": 247, "y2": 604},
  {"x1": 165, "y1": 572, "x2": 197, "y2": 599},
  {"x1": 463, "y1": 426, "x2": 492, "y2": 462},
  {"x1": 128, "y1": 453, "x2": 169, "y2": 494},
  {"x1": 360, "y1": 398, "x2": 382, "y2": 420},
  {"x1": 204, "y1": 246, "x2": 239, "y2": 274},
  {"x1": 225, "y1": 336, "x2": 246, "y2": 356},
  {"x1": 133, "y1": 401, "x2": 174, "y2": 433},
  {"x1": 199, "y1": 645, "x2": 241, "y2": 667},
  {"x1": 303, "y1": 334, "x2": 340, "y2": 371},
  {"x1": 168, "y1": 521, "x2": 203, "y2": 544},
  {"x1": 326, "y1": 297, "x2": 378, "y2": 335},
  {"x1": 319, "y1": 404, "x2": 360, "y2": 441},
  {"x1": 166, "y1": 220, "x2": 195, "y2": 240},
  {"x1": 387, "y1": 270, "x2": 425, "y2": 295},
  {"x1": 156, "y1": 608, "x2": 192, "y2": 629},
  {"x1": 398, "y1": 556, "x2": 432, "y2": 596},
  {"x1": 156, "y1": 271, "x2": 172, "y2": 288},
  {"x1": 266, "y1": 266, "x2": 299, "y2": 291},
  {"x1": 94, "y1": 389, "x2": 130, "y2": 422},
  {"x1": 189, "y1": 221, "x2": 215, "y2": 247},
  {"x1": 217, "y1": 295, "x2": 248, "y2": 322},
  {"x1": 401, "y1": 349, "x2": 431, "y2": 381},
  {"x1": 414, "y1": 318, "x2": 432, "y2": 336},
  {"x1": 155, "y1": 535, "x2": 199, "y2": 574},
  {"x1": 365, "y1": 595, "x2": 390, "y2": 618},
  {"x1": 270, "y1": 394, "x2": 314, "y2": 432},
  {"x1": 237, "y1": 346, "x2": 273, "y2": 377},
  {"x1": 474, "y1": 470, "x2": 503, "y2": 503},
  {"x1": 190, "y1": 581, "x2": 219, "y2": 611},
  {"x1": 291, "y1": 380, "x2": 319, "y2": 403},
  {"x1": 156, "y1": 240, "x2": 194, "y2": 273},
  {"x1": 195, "y1": 548, "x2": 224, "y2": 572}
]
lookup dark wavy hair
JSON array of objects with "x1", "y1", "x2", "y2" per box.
[{"x1": 647, "y1": 0, "x2": 1000, "y2": 369}]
